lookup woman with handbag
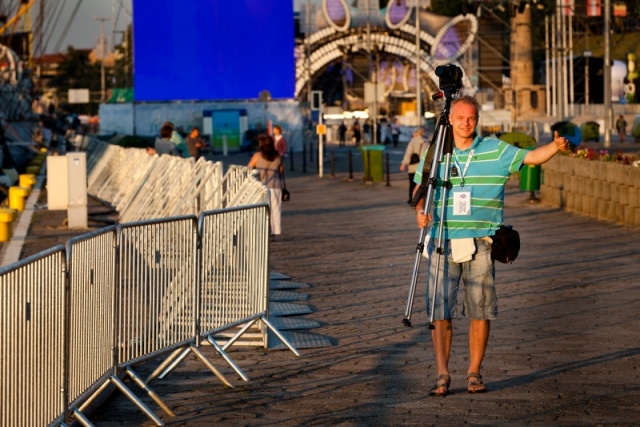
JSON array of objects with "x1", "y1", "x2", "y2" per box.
[
  {"x1": 248, "y1": 134, "x2": 284, "y2": 238},
  {"x1": 400, "y1": 128, "x2": 429, "y2": 204}
]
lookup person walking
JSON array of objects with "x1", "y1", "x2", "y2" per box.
[
  {"x1": 400, "y1": 128, "x2": 429, "y2": 204},
  {"x1": 338, "y1": 121, "x2": 347, "y2": 147},
  {"x1": 273, "y1": 124, "x2": 288, "y2": 157},
  {"x1": 248, "y1": 134, "x2": 284, "y2": 238},
  {"x1": 391, "y1": 118, "x2": 401, "y2": 147},
  {"x1": 615, "y1": 115, "x2": 627, "y2": 143},
  {"x1": 352, "y1": 120, "x2": 362, "y2": 146},
  {"x1": 363, "y1": 119, "x2": 372, "y2": 144},
  {"x1": 412, "y1": 95, "x2": 570, "y2": 397}
]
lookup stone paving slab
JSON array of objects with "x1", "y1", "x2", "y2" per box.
[
  {"x1": 88, "y1": 154, "x2": 640, "y2": 426},
  {"x1": 9, "y1": 143, "x2": 640, "y2": 426}
]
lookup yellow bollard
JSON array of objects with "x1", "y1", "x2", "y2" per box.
[
  {"x1": 9, "y1": 186, "x2": 29, "y2": 212},
  {"x1": 30, "y1": 158, "x2": 44, "y2": 168},
  {"x1": 26, "y1": 165, "x2": 40, "y2": 175},
  {"x1": 19, "y1": 174, "x2": 37, "y2": 194},
  {"x1": 8, "y1": 207, "x2": 18, "y2": 221},
  {"x1": 0, "y1": 207, "x2": 15, "y2": 241}
]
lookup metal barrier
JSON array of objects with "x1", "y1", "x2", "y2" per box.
[
  {"x1": 85, "y1": 140, "x2": 237, "y2": 221},
  {"x1": 0, "y1": 142, "x2": 299, "y2": 425},
  {"x1": 0, "y1": 246, "x2": 67, "y2": 427},
  {"x1": 199, "y1": 205, "x2": 269, "y2": 333},
  {"x1": 116, "y1": 216, "x2": 198, "y2": 365},
  {"x1": 64, "y1": 227, "x2": 118, "y2": 425},
  {"x1": 144, "y1": 204, "x2": 299, "y2": 390},
  {"x1": 86, "y1": 142, "x2": 130, "y2": 202},
  {"x1": 221, "y1": 165, "x2": 252, "y2": 204}
]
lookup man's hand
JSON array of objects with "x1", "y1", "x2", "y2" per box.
[
  {"x1": 416, "y1": 209, "x2": 431, "y2": 229},
  {"x1": 553, "y1": 130, "x2": 570, "y2": 152},
  {"x1": 524, "y1": 130, "x2": 571, "y2": 165}
]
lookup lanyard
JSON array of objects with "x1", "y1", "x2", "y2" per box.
[{"x1": 453, "y1": 149, "x2": 475, "y2": 187}]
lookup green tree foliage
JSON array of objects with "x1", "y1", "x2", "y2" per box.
[
  {"x1": 48, "y1": 46, "x2": 102, "y2": 94},
  {"x1": 47, "y1": 47, "x2": 104, "y2": 115}
]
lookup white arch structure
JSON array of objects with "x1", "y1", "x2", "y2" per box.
[
  {"x1": 295, "y1": 13, "x2": 479, "y2": 99},
  {"x1": 0, "y1": 43, "x2": 21, "y2": 86}
]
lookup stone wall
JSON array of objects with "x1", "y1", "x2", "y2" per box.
[{"x1": 540, "y1": 156, "x2": 640, "y2": 229}]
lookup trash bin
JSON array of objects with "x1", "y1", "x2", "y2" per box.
[
  {"x1": 359, "y1": 145, "x2": 385, "y2": 182},
  {"x1": 580, "y1": 121, "x2": 600, "y2": 142},
  {"x1": 520, "y1": 164, "x2": 541, "y2": 192}
]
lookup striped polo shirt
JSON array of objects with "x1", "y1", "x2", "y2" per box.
[{"x1": 414, "y1": 135, "x2": 527, "y2": 239}]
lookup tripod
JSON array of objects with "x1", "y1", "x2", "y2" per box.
[{"x1": 402, "y1": 89, "x2": 457, "y2": 330}]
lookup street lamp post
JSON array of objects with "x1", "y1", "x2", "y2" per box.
[
  {"x1": 93, "y1": 16, "x2": 111, "y2": 102},
  {"x1": 414, "y1": 2, "x2": 421, "y2": 123},
  {"x1": 603, "y1": 0, "x2": 612, "y2": 147}
]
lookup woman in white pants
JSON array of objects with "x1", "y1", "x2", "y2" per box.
[{"x1": 248, "y1": 134, "x2": 283, "y2": 237}]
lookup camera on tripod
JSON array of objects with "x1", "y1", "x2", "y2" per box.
[{"x1": 435, "y1": 64, "x2": 463, "y2": 97}]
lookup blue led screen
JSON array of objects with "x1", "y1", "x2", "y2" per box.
[{"x1": 132, "y1": 0, "x2": 295, "y2": 102}]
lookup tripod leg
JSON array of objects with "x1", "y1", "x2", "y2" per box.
[
  {"x1": 428, "y1": 152, "x2": 454, "y2": 330},
  {"x1": 402, "y1": 226, "x2": 429, "y2": 327}
]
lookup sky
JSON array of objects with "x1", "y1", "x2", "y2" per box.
[
  {"x1": 45, "y1": 0, "x2": 132, "y2": 54},
  {"x1": 46, "y1": 0, "x2": 318, "y2": 54}
]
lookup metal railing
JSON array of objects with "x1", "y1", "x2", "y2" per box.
[
  {"x1": 0, "y1": 142, "x2": 297, "y2": 426},
  {"x1": 64, "y1": 228, "x2": 117, "y2": 421},
  {"x1": 0, "y1": 246, "x2": 66, "y2": 427},
  {"x1": 1, "y1": 205, "x2": 299, "y2": 426}
]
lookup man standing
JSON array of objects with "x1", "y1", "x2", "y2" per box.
[
  {"x1": 184, "y1": 126, "x2": 205, "y2": 159},
  {"x1": 413, "y1": 95, "x2": 569, "y2": 397},
  {"x1": 615, "y1": 115, "x2": 627, "y2": 143},
  {"x1": 273, "y1": 125, "x2": 288, "y2": 157}
]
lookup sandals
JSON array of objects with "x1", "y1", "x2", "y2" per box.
[
  {"x1": 429, "y1": 374, "x2": 451, "y2": 397},
  {"x1": 467, "y1": 372, "x2": 487, "y2": 393}
]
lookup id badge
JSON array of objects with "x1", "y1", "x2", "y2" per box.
[{"x1": 453, "y1": 189, "x2": 471, "y2": 216}]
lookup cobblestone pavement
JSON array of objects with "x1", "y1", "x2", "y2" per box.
[{"x1": 8, "y1": 142, "x2": 640, "y2": 426}]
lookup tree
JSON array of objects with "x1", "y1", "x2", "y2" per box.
[
  {"x1": 47, "y1": 47, "x2": 103, "y2": 114},
  {"x1": 113, "y1": 23, "x2": 133, "y2": 89},
  {"x1": 48, "y1": 47, "x2": 102, "y2": 93}
]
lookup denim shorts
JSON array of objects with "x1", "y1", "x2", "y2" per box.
[{"x1": 425, "y1": 237, "x2": 497, "y2": 320}]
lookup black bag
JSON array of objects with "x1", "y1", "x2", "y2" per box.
[
  {"x1": 281, "y1": 167, "x2": 290, "y2": 202},
  {"x1": 409, "y1": 153, "x2": 421, "y2": 165},
  {"x1": 491, "y1": 225, "x2": 520, "y2": 264}
]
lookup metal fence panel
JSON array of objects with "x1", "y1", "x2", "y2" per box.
[
  {"x1": 220, "y1": 165, "x2": 253, "y2": 207},
  {"x1": 198, "y1": 204, "x2": 270, "y2": 341},
  {"x1": 85, "y1": 139, "x2": 110, "y2": 175},
  {"x1": 87, "y1": 142, "x2": 124, "y2": 200},
  {"x1": 118, "y1": 156, "x2": 188, "y2": 222},
  {"x1": 0, "y1": 247, "x2": 66, "y2": 427},
  {"x1": 198, "y1": 161, "x2": 224, "y2": 211},
  {"x1": 94, "y1": 148, "x2": 152, "y2": 206},
  {"x1": 163, "y1": 157, "x2": 220, "y2": 219},
  {"x1": 116, "y1": 216, "x2": 198, "y2": 365},
  {"x1": 108, "y1": 150, "x2": 157, "y2": 210},
  {"x1": 65, "y1": 227, "x2": 117, "y2": 405},
  {"x1": 227, "y1": 177, "x2": 270, "y2": 207}
]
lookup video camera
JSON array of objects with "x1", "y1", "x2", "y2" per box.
[{"x1": 435, "y1": 64, "x2": 463, "y2": 98}]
